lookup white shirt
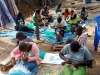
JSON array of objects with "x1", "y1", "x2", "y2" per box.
[{"x1": 53, "y1": 19, "x2": 66, "y2": 27}]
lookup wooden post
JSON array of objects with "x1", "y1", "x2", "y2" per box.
[{"x1": 35, "y1": 13, "x2": 40, "y2": 40}]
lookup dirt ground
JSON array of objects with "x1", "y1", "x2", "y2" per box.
[{"x1": 0, "y1": 0, "x2": 100, "y2": 75}]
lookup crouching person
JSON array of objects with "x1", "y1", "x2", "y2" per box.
[{"x1": 0, "y1": 42, "x2": 41, "y2": 72}]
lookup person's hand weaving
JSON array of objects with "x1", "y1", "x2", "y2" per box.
[
  {"x1": 66, "y1": 59, "x2": 72, "y2": 64},
  {"x1": 73, "y1": 62, "x2": 80, "y2": 68},
  {"x1": 61, "y1": 61, "x2": 66, "y2": 65},
  {"x1": 11, "y1": 57, "x2": 16, "y2": 65},
  {"x1": 22, "y1": 54, "x2": 28, "y2": 62},
  {"x1": 61, "y1": 59, "x2": 72, "y2": 65}
]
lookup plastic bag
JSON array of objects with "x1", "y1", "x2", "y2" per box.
[
  {"x1": 39, "y1": 50, "x2": 46, "y2": 59},
  {"x1": 63, "y1": 65, "x2": 86, "y2": 75},
  {"x1": 44, "y1": 30, "x2": 55, "y2": 37},
  {"x1": 7, "y1": 59, "x2": 38, "y2": 75},
  {"x1": 7, "y1": 64, "x2": 32, "y2": 75},
  {"x1": 65, "y1": 24, "x2": 71, "y2": 32},
  {"x1": 26, "y1": 22, "x2": 35, "y2": 29}
]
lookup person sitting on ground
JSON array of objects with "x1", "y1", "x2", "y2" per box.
[
  {"x1": 75, "y1": 26, "x2": 87, "y2": 46},
  {"x1": 41, "y1": 6, "x2": 53, "y2": 22},
  {"x1": 0, "y1": 42, "x2": 41, "y2": 72},
  {"x1": 78, "y1": 7, "x2": 91, "y2": 37},
  {"x1": 67, "y1": 14, "x2": 80, "y2": 34},
  {"x1": 41, "y1": 6, "x2": 49, "y2": 17},
  {"x1": 15, "y1": 12, "x2": 25, "y2": 25},
  {"x1": 51, "y1": 26, "x2": 87, "y2": 51},
  {"x1": 53, "y1": 17, "x2": 66, "y2": 42},
  {"x1": 59, "y1": 41, "x2": 93, "y2": 75},
  {"x1": 14, "y1": 12, "x2": 35, "y2": 33},
  {"x1": 32, "y1": 9, "x2": 43, "y2": 26},
  {"x1": 62, "y1": 8, "x2": 70, "y2": 20},
  {"x1": 78, "y1": 7, "x2": 88, "y2": 22},
  {"x1": 16, "y1": 31, "x2": 33, "y2": 46},
  {"x1": 70, "y1": 10, "x2": 74, "y2": 16},
  {"x1": 55, "y1": 3, "x2": 62, "y2": 14},
  {"x1": 66, "y1": 10, "x2": 74, "y2": 22}
]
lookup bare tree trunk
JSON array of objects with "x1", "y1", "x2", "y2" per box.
[{"x1": 35, "y1": 13, "x2": 40, "y2": 40}]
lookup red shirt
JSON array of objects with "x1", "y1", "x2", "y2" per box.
[{"x1": 64, "y1": 12, "x2": 70, "y2": 17}]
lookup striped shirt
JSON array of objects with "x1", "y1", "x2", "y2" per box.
[{"x1": 77, "y1": 33, "x2": 87, "y2": 46}]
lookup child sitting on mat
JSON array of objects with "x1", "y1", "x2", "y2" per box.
[
  {"x1": 62, "y1": 8, "x2": 70, "y2": 20},
  {"x1": 67, "y1": 14, "x2": 80, "y2": 34},
  {"x1": 0, "y1": 42, "x2": 41, "y2": 72},
  {"x1": 14, "y1": 12, "x2": 35, "y2": 33},
  {"x1": 59, "y1": 41, "x2": 93, "y2": 75},
  {"x1": 78, "y1": 7, "x2": 88, "y2": 22},
  {"x1": 53, "y1": 17, "x2": 66, "y2": 42},
  {"x1": 16, "y1": 31, "x2": 33, "y2": 46},
  {"x1": 51, "y1": 26, "x2": 87, "y2": 51},
  {"x1": 32, "y1": 9, "x2": 43, "y2": 26},
  {"x1": 41, "y1": 6, "x2": 53, "y2": 22},
  {"x1": 75, "y1": 26, "x2": 87, "y2": 46}
]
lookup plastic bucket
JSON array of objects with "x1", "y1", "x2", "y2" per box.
[{"x1": 83, "y1": 0, "x2": 92, "y2": 3}]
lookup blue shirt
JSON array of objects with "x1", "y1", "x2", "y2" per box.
[
  {"x1": 60, "y1": 44, "x2": 93, "y2": 63},
  {"x1": 55, "y1": 6, "x2": 60, "y2": 13}
]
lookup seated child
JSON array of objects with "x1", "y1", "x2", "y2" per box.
[
  {"x1": 32, "y1": 9, "x2": 43, "y2": 26},
  {"x1": 75, "y1": 26, "x2": 87, "y2": 46},
  {"x1": 53, "y1": 17, "x2": 66, "y2": 42},
  {"x1": 78, "y1": 7, "x2": 91, "y2": 37},
  {"x1": 16, "y1": 31, "x2": 33, "y2": 46},
  {"x1": 59, "y1": 41, "x2": 93, "y2": 75},
  {"x1": 14, "y1": 12, "x2": 35, "y2": 33},
  {"x1": 41, "y1": 6, "x2": 49, "y2": 16},
  {"x1": 66, "y1": 10, "x2": 74, "y2": 22},
  {"x1": 55, "y1": 3, "x2": 62, "y2": 14},
  {"x1": 69, "y1": 10, "x2": 74, "y2": 16},
  {"x1": 51, "y1": 26, "x2": 87, "y2": 51},
  {"x1": 67, "y1": 14, "x2": 80, "y2": 34},
  {"x1": 0, "y1": 42, "x2": 41, "y2": 72},
  {"x1": 41, "y1": 6, "x2": 53, "y2": 22},
  {"x1": 78, "y1": 7, "x2": 88, "y2": 22},
  {"x1": 62, "y1": 8, "x2": 70, "y2": 20}
]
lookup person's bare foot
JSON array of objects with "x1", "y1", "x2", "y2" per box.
[
  {"x1": 0, "y1": 64, "x2": 3, "y2": 71},
  {"x1": 51, "y1": 44, "x2": 54, "y2": 50},
  {"x1": 86, "y1": 34, "x2": 91, "y2": 37},
  {"x1": 0, "y1": 64, "x2": 7, "y2": 72},
  {"x1": 57, "y1": 34, "x2": 62, "y2": 42}
]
